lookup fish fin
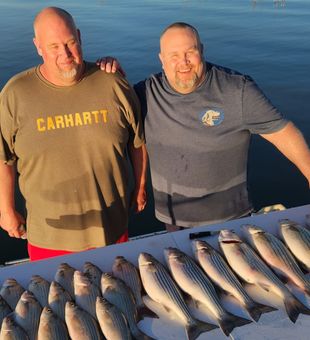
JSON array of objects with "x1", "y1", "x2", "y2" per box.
[
  {"x1": 137, "y1": 305, "x2": 159, "y2": 319},
  {"x1": 283, "y1": 296, "x2": 303, "y2": 323},
  {"x1": 256, "y1": 282, "x2": 271, "y2": 292},
  {"x1": 186, "y1": 320, "x2": 218, "y2": 340},
  {"x1": 245, "y1": 302, "x2": 276, "y2": 322},
  {"x1": 218, "y1": 312, "x2": 252, "y2": 336}
]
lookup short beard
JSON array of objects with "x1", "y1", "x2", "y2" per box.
[
  {"x1": 61, "y1": 67, "x2": 78, "y2": 79},
  {"x1": 175, "y1": 73, "x2": 198, "y2": 90}
]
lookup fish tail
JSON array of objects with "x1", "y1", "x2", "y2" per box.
[
  {"x1": 137, "y1": 305, "x2": 159, "y2": 319},
  {"x1": 186, "y1": 320, "x2": 217, "y2": 340},
  {"x1": 245, "y1": 301, "x2": 277, "y2": 322},
  {"x1": 218, "y1": 312, "x2": 252, "y2": 336},
  {"x1": 284, "y1": 295, "x2": 304, "y2": 323}
]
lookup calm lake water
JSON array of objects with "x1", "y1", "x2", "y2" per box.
[{"x1": 0, "y1": 0, "x2": 309, "y2": 264}]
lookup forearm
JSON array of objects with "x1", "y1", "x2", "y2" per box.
[
  {"x1": 260, "y1": 122, "x2": 310, "y2": 183},
  {"x1": 0, "y1": 161, "x2": 16, "y2": 213},
  {"x1": 128, "y1": 143, "x2": 148, "y2": 190}
]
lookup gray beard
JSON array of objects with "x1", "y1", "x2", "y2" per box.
[
  {"x1": 61, "y1": 67, "x2": 78, "y2": 79},
  {"x1": 175, "y1": 73, "x2": 198, "y2": 90}
]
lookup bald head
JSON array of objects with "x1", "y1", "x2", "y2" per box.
[
  {"x1": 32, "y1": 7, "x2": 83, "y2": 86},
  {"x1": 34, "y1": 7, "x2": 77, "y2": 39}
]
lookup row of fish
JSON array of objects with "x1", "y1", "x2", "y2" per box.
[{"x1": 0, "y1": 217, "x2": 309, "y2": 339}]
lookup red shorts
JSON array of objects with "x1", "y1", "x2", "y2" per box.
[{"x1": 27, "y1": 230, "x2": 129, "y2": 261}]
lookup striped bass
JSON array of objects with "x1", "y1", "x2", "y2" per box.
[
  {"x1": 28, "y1": 275, "x2": 50, "y2": 308},
  {"x1": 138, "y1": 252, "x2": 217, "y2": 340},
  {"x1": 37, "y1": 306, "x2": 69, "y2": 340},
  {"x1": 164, "y1": 247, "x2": 251, "y2": 336},
  {"x1": 14, "y1": 291, "x2": 42, "y2": 340},
  {"x1": 219, "y1": 229, "x2": 310, "y2": 323},
  {"x1": 192, "y1": 239, "x2": 268, "y2": 322},
  {"x1": 83, "y1": 262, "x2": 102, "y2": 287},
  {"x1": 279, "y1": 219, "x2": 310, "y2": 271},
  {"x1": 0, "y1": 315, "x2": 29, "y2": 340},
  {"x1": 54, "y1": 263, "x2": 75, "y2": 299},
  {"x1": 100, "y1": 273, "x2": 153, "y2": 340},
  {"x1": 74, "y1": 271, "x2": 101, "y2": 320},
  {"x1": 0, "y1": 279, "x2": 24, "y2": 310},
  {"x1": 244, "y1": 224, "x2": 310, "y2": 295},
  {"x1": 65, "y1": 301, "x2": 103, "y2": 340},
  {"x1": 112, "y1": 256, "x2": 158, "y2": 319},
  {"x1": 96, "y1": 296, "x2": 131, "y2": 340},
  {"x1": 48, "y1": 281, "x2": 73, "y2": 321}
]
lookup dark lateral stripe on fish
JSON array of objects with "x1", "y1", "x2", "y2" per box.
[{"x1": 154, "y1": 260, "x2": 194, "y2": 321}]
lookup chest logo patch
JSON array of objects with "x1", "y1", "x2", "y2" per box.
[{"x1": 200, "y1": 108, "x2": 224, "y2": 126}]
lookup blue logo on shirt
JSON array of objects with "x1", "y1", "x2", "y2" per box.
[{"x1": 199, "y1": 108, "x2": 224, "y2": 126}]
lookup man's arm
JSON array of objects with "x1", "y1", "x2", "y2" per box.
[
  {"x1": 128, "y1": 143, "x2": 148, "y2": 212},
  {"x1": 260, "y1": 122, "x2": 310, "y2": 186},
  {"x1": 0, "y1": 161, "x2": 25, "y2": 238}
]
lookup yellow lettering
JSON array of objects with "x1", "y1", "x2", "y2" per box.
[
  {"x1": 64, "y1": 114, "x2": 74, "y2": 127},
  {"x1": 100, "y1": 110, "x2": 108, "y2": 123},
  {"x1": 37, "y1": 118, "x2": 46, "y2": 132},
  {"x1": 83, "y1": 111, "x2": 92, "y2": 125},
  {"x1": 55, "y1": 115, "x2": 65, "y2": 129},
  {"x1": 47, "y1": 117, "x2": 56, "y2": 130},
  {"x1": 91, "y1": 110, "x2": 100, "y2": 123},
  {"x1": 74, "y1": 113, "x2": 83, "y2": 126}
]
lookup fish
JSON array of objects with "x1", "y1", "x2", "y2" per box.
[
  {"x1": 192, "y1": 239, "x2": 269, "y2": 322},
  {"x1": 83, "y1": 262, "x2": 103, "y2": 287},
  {"x1": 48, "y1": 281, "x2": 73, "y2": 321},
  {"x1": 0, "y1": 314, "x2": 29, "y2": 340},
  {"x1": 100, "y1": 272, "x2": 153, "y2": 340},
  {"x1": 0, "y1": 279, "x2": 25, "y2": 310},
  {"x1": 219, "y1": 229, "x2": 310, "y2": 323},
  {"x1": 164, "y1": 247, "x2": 251, "y2": 336},
  {"x1": 54, "y1": 263, "x2": 75, "y2": 299},
  {"x1": 244, "y1": 224, "x2": 310, "y2": 295},
  {"x1": 28, "y1": 275, "x2": 50, "y2": 308},
  {"x1": 37, "y1": 306, "x2": 69, "y2": 340},
  {"x1": 65, "y1": 301, "x2": 103, "y2": 340},
  {"x1": 112, "y1": 256, "x2": 158, "y2": 319},
  {"x1": 74, "y1": 270, "x2": 101, "y2": 320},
  {"x1": 138, "y1": 252, "x2": 217, "y2": 340},
  {"x1": 14, "y1": 290, "x2": 42, "y2": 340},
  {"x1": 0, "y1": 296, "x2": 12, "y2": 326},
  {"x1": 279, "y1": 219, "x2": 310, "y2": 271},
  {"x1": 95, "y1": 296, "x2": 132, "y2": 340}
]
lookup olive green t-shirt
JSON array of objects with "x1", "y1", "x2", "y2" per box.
[{"x1": 0, "y1": 62, "x2": 145, "y2": 251}]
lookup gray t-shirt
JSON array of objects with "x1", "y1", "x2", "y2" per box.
[{"x1": 135, "y1": 62, "x2": 288, "y2": 227}]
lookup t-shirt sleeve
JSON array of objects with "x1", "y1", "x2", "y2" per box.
[
  {"x1": 242, "y1": 75, "x2": 289, "y2": 134},
  {"x1": 0, "y1": 89, "x2": 17, "y2": 165},
  {"x1": 115, "y1": 75, "x2": 145, "y2": 148},
  {"x1": 134, "y1": 80, "x2": 147, "y2": 121}
]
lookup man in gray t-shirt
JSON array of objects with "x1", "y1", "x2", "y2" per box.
[{"x1": 101, "y1": 22, "x2": 310, "y2": 231}]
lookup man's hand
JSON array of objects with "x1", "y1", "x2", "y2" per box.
[
  {"x1": 96, "y1": 57, "x2": 126, "y2": 77},
  {"x1": 0, "y1": 210, "x2": 26, "y2": 239},
  {"x1": 130, "y1": 187, "x2": 147, "y2": 213}
]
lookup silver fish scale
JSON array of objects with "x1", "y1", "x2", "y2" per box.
[
  {"x1": 101, "y1": 275, "x2": 138, "y2": 333},
  {"x1": 151, "y1": 258, "x2": 195, "y2": 323},
  {"x1": 264, "y1": 233, "x2": 306, "y2": 275},
  {"x1": 112, "y1": 258, "x2": 142, "y2": 306},
  {"x1": 209, "y1": 250, "x2": 253, "y2": 305},
  {"x1": 178, "y1": 253, "x2": 226, "y2": 316},
  {"x1": 241, "y1": 243, "x2": 286, "y2": 289}
]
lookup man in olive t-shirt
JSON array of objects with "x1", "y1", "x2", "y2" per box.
[{"x1": 0, "y1": 7, "x2": 147, "y2": 260}]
